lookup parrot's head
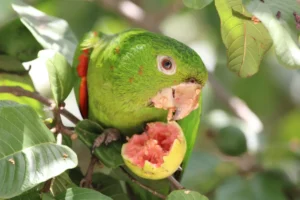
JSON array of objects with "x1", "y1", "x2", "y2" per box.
[{"x1": 113, "y1": 29, "x2": 208, "y2": 121}]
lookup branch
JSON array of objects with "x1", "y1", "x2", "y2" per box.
[
  {"x1": 0, "y1": 86, "x2": 80, "y2": 125},
  {"x1": 120, "y1": 166, "x2": 167, "y2": 199},
  {"x1": 168, "y1": 176, "x2": 184, "y2": 190},
  {"x1": 208, "y1": 73, "x2": 263, "y2": 134}
]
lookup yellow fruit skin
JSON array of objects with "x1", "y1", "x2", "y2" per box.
[{"x1": 121, "y1": 122, "x2": 187, "y2": 180}]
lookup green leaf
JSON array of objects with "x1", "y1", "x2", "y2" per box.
[
  {"x1": 0, "y1": 19, "x2": 42, "y2": 62},
  {"x1": 0, "y1": 101, "x2": 78, "y2": 199},
  {"x1": 0, "y1": 55, "x2": 27, "y2": 73},
  {"x1": 243, "y1": 0, "x2": 300, "y2": 69},
  {"x1": 75, "y1": 119, "x2": 124, "y2": 168},
  {"x1": 183, "y1": 0, "x2": 213, "y2": 10},
  {"x1": 0, "y1": 56, "x2": 43, "y2": 115},
  {"x1": 51, "y1": 172, "x2": 77, "y2": 196},
  {"x1": 215, "y1": 173, "x2": 286, "y2": 200},
  {"x1": 11, "y1": 0, "x2": 78, "y2": 64},
  {"x1": 92, "y1": 173, "x2": 130, "y2": 200},
  {"x1": 10, "y1": 186, "x2": 42, "y2": 200},
  {"x1": 56, "y1": 187, "x2": 112, "y2": 200},
  {"x1": 166, "y1": 190, "x2": 208, "y2": 200},
  {"x1": 262, "y1": 109, "x2": 300, "y2": 184},
  {"x1": 39, "y1": 50, "x2": 74, "y2": 104},
  {"x1": 110, "y1": 167, "x2": 170, "y2": 200},
  {"x1": 181, "y1": 151, "x2": 237, "y2": 193},
  {"x1": 215, "y1": 0, "x2": 272, "y2": 77},
  {"x1": 42, "y1": 193, "x2": 56, "y2": 200}
]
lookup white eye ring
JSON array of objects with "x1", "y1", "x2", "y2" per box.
[{"x1": 157, "y1": 55, "x2": 176, "y2": 75}]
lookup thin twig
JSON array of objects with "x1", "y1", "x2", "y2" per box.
[
  {"x1": 168, "y1": 176, "x2": 184, "y2": 190},
  {"x1": 0, "y1": 86, "x2": 80, "y2": 124},
  {"x1": 120, "y1": 166, "x2": 167, "y2": 199}
]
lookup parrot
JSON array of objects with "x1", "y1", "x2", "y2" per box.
[{"x1": 72, "y1": 28, "x2": 208, "y2": 189}]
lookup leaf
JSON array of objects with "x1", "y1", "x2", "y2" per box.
[
  {"x1": 56, "y1": 187, "x2": 112, "y2": 200},
  {"x1": 183, "y1": 0, "x2": 213, "y2": 10},
  {"x1": 38, "y1": 50, "x2": 74, "y2": 104},
  {"x1": 181, "y1": 151, "x2": 237, "y2": 193},
  {"x1": 166, "y1": 190, "x2": 208, "y2": 200},
  {"x1": 92, "y1": 173, "x2": 130, "y2": 200},
  {"x1": 0, "y1": 56, "x2": 43, "y2": 115},
  {"x1": 215, "y1": 173, "x2": 286, "y2": 200},
  {"x1": 0, "y1": 55, "x2": 27, "y2": 73},
  {"x1": 215, "y1": 0, "x2": 272, "y2": 77},
  {"x1": 262, "y1": 109, "x2": 300, "y2": 184},
  {"x1": 51, "y1": 172, "x2": 77, "y2": 196},
  {"x1": 75, "y1": 120, "x2": 124, "y2": 168},
  {"x1": 42, "y1": 193, "x2": 56, "y2": 200},
  {"x1": 110, "y1": 167, "x2": 170, "y2": 200},
  {"x1": 10, "y1": 186, "x2": 42, "y2": 200},
  {"x1": 0, "y1": 19, "x2": 43, "y2": 62},
  {"x1": 243, "y1": 0, "x2": 300, "y2": 69},
  {"x1": 0, "y1": 101, "x2": 78, "y2": 199},
  {"x1": 11, "y1": 0, "x2": 78, "y2": 64}
]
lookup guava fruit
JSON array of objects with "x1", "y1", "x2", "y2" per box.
[
  {"x1": 215, "y1": 126, "x2": 247, "y2": 156},
  {"x1": 121, "y1": 121, "x2": 186, "y2": 180}
]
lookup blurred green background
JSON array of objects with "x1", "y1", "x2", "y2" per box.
[{"x1": 1, "y1": 0, "x2": 300, "y2": 199}]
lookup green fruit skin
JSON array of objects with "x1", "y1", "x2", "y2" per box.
[{"x1": 216, "y1": 126, "x2": 247, "y2": 156}]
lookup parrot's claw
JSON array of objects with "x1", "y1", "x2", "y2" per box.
[{"x1": 91, "y1": 128, "x2": 120, "y2": 153}]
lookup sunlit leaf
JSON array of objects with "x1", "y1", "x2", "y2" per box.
[
  {"x1": 243, "y1": 0, "x2": 300, "y2": 69},
  {"x1": 11, "y1": 0, "x2": 78, "y2": 64},
  {"x1": 38, "y1": 50, "x2": 74, "y2": 104},
  {"x1": 215, "y1": 0, "x2": 272, "y2": 77},
  {"x1": 0, "y1": 101, "x2": 78, "y2": 199}
]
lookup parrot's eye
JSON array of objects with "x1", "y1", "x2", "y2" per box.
[
  {"x1": 157, "y1": 55, "x2": 176, "y2": 75},
  {"x1": 162, "y1": 59, "x2": 172, "y2": 70}
]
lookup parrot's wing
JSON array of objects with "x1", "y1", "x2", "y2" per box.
[
  {"x1": 176, "y1": 94, "x2": 203, "y2": 180},
  {"x1": 72, "y1": 31, "x2": 102, "y2": 118}
]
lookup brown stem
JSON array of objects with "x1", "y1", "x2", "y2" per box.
[
  {"x1": 168, "y1": 176, "x2": 184, "y2": 190},
  {"x1": 120, "y1": 167, "x2": 167, "y2": 199},
  {"x1": 0, "y1": 86, "x2": 80, "y2": 124}
]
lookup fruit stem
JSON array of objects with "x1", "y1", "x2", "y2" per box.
[
  {"x1": 120, "y1": 166, "x2": 167, "y2": 199},
  {"x1": 168, "y1": 175, "x2": 184, "y2": 190}
]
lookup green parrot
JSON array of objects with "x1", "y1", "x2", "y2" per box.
[{"x1": 73, "y1": 29, "x2": 208, "y2": 180}]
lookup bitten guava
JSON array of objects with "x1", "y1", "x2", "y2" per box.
[{"x1": 121, "y1": 121, "x2": 186, "y2": 180}]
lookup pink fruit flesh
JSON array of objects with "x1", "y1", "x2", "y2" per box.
[{"x1": 123, "y1": 122, "x2": 180, "y2": 168}]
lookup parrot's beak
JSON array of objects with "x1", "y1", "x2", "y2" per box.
[{"x1": 150, "y1": 82, "x2": 202, "y2": 121}]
